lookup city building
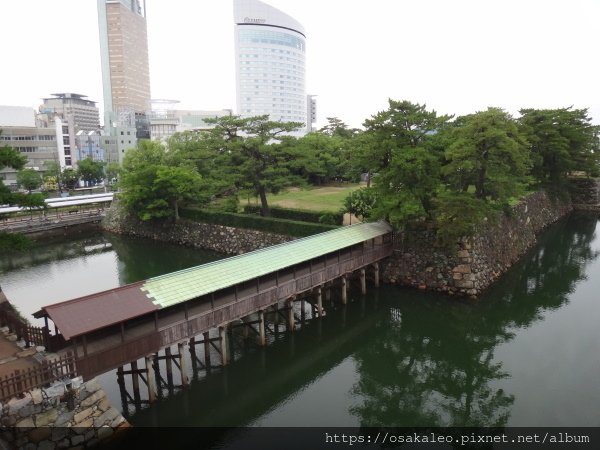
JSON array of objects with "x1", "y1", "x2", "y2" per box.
[
  {"x1": 307, "y1": 94, "x2": 317, "y2": 133},
  {"x1": 149, "y1": 100, "x2": 232, "y2": 141},
  {"x1": 0, "y1": 106, "x2": 67, "y2": 189},
  {"x1": 97, "y1": 0, "x2": 151, "y2": 139},
  {"x1": 233, "y1": 0, "x2": 308, "y2": 132},
  {"x1": 39, "y1": 93, "x2": 100, "y2": 132}
]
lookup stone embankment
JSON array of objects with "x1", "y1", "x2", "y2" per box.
[
  {"x1": 382, "y1": 191, "x2": 574, "y2": 297},
  {"x1": 102, "y1": 202, "x2": 293, "y2": 255},
  {"x1": 0, "y1": 377, "x2": 128, "y2": 449}
]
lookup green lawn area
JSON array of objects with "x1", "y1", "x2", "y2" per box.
[{"x1": 244, "y1": 183, "x2": 362, "y2": 212}]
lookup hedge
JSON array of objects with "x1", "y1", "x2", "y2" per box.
[
  {"x1": 180, "y1": 208, "x2": 339, "y2": 237},
  {"x1": 242, "y1": 205, "x2": 344, "y2": 225}
]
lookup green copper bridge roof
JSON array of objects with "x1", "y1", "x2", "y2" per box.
[{"x1": 141, "y1": 221, "x2": 392, "y2": 309}]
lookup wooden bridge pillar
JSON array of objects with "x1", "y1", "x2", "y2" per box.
[
  {"x1": 145, "y1": 356, "x2": 157, "y2": 403},
  {"x1": 373, "y1": 262, "x2": 380, "y2": 288},
  {"x1": 219, "y1": 325, "x2": 229, "y2": 366},
  {"x1": 287, "y1": 299, "x2": 295, "y2": 332},
  {"x1": 203, "y1": 331, "x2": 211, "y2": 368},
  {"x1": 178, "y1": 342, "x2": 189, "y2": 387},
  {"x1": 165, "y1": 347, "x2": 174, "y2": 388},
  {"x1": 130, "y1": 360, "x2": 141, "y2": 405},
  {"x1": 341, "y1": 276, "x2": 348, "y2": 305},
  {"x1": 258, "y1": 310, "x2": 266, "y2": 346},
  {"x1": 360, "y1": 268, "x2": 367, "y2": 294},
  {"x1": 316, "y1": 287, "x2": 324, "y2": 318}
]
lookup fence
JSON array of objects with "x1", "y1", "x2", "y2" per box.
[
  {"x1": 0, "y1": 353, "x2": 77, "y2": 402},
  {"x1": 0, "y1": 306, "x2": 49, "y2": 349}
]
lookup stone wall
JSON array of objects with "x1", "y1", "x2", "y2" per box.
[
  {"x1": 0, "y1": 377, "x2": 128, "y2": 449},
  {"x1": 102, "y1": 202, "x2": 294, "y2": 255},
  {"x1": 569, "y1": 178, "x2": 600, "y2": 210},
  {"x1": 383, "y1": 191, "x2": 573, "y2": 297}
]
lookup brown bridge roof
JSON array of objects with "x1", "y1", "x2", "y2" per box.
[{"x1": 34, "y1": 282, "x2": 157, "y2": 340}]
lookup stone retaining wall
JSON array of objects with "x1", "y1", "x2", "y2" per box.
[
  {"x1": 101, "y1": 202, "x2": 294, "y2": 255},
  {"x1": 383, "y1": 191, "x2": 574, "y2": 297},
  {"x1": 0, "y1": 377, "x2": 128, "y2": 449}
]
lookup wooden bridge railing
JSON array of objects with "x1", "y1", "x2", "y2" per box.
[{"x1": 0, "y1": 352, "x2": 77, "y2": 403}]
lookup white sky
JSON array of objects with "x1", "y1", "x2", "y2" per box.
[{"x1": 1, "y1": 0, "x2": 599, "y2": 129}]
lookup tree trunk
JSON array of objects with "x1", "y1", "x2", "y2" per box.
[
  {"x1": 366, "y1": 170, "x2": 372, "y2": 188},
  {"x1": 174, "y1": 199, "x2": 179, "y2": 221},
  {"x1": 258, "y1": 186, "x2": 270, "y2": 216}
]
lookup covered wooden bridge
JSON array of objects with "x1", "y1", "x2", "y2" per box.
[{"x1": 34, "y1": 221, "x2": 392, "y2": 398}]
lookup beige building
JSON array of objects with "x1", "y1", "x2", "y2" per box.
[
  {"x1": 98, "y1": 0, "x2": 151, "y2": 138},
  {"x1": 39, "y1": 93, "x2": 100, "y2": 133}
]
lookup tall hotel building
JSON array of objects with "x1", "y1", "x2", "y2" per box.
[
  {"x1": 233, "y1": 0, "x2": 308, "y2": 131},
  {"x1": 97, "y1": 0, "x2": 151, "y2": 139}
]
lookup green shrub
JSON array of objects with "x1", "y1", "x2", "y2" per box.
[
  {"x1": 181, "y1": 208, "x2": 339, "y2": 237},
  {"x1": 242, "y1": 205, "x2": 344, "y2": 225}
]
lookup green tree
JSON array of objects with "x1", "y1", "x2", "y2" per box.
[
  {"x1": 119, "y1": 141, "x2": 209, "y2": 221},
  {"x1": 202, "y1": 115, "x2": 304, "y2": 216},
  {"x1": 77, "y1": 158, "x2": 105, "y2": 185},
  {"x1": 342, "y1": 187, "x2": 376, "y2": 224},
  {"x1": 16, "y1": 168, "x2": 43, "y2": 192},
  {"x1": 319, "y1": 117, "x2": 360, "y2": 139},
  {"x1": 289, "y1": 132, "x2": 347, "y2": 185},
  {"x1": 444, "y1": 108, "x2": 531, "y2": 203},
  {"x1": 61, "y1": 168, "x2": 79, "y2": 190},
  {"x1": 519, "y1": 107, "x2": 600, "y2": 186}
]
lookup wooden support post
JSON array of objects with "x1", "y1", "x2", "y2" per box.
[
  {"x1": 203, "y1": 331, "x2": 211, "y2": 369},
  {"x1": 165, "y1": 347, "x2": 174, "y2": 387},
  {"x1": 178, "y1": 342, "x2": 189, "y2": 387},
  {"x1": 360, "y1": 268, "x2": 367, "y2": 294},
  {"x1": 258, "y1": 311, "x2": 266, "y2": 346},
  {"x1": 316, "y1": 287, "x2": 324, "y2": 318},
  {"x1": 131, "y1": 361, "x2": 141, "y2": 405},
  {"x1": 219, "y1": 326, "x2": 229, "y2": 366},
  {"x1": 373, "y1": 262, "x2": 380, "y2": 288},
  {"x1": 287, "y1": 299, "x2": 295, "y2": 332},
  {"x1": 145, "y1": 356, "x2": 157, "y2": 403},
  {"x1": 242, "y1": 319, "x2": 249, "y2": 339},
  {"x1": 341, "y1": 276, "x2": 348, "y2": 305},
  {"x1": 300, "y1": 298, "x2": 305, "y2": 326}
]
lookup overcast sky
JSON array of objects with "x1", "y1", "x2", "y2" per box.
[{"x1": 1, "y1": 0, "x2": 599, "y2": 129}]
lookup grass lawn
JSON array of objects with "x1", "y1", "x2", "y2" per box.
[{"x1": 243, "y1": 183, "x2": 362, "y2": 212}]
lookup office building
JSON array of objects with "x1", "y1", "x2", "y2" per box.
[
  {"x1": 97, "y1": 0, "x2": 151, "y2": 139},
  {"x1": 0, "y1": 106, "x2": 68, "y2": 189},
  {"x1": 233, "y1": 0, "x2": 307, "y2": 132},
  {"x1": 39, "y1": 93, "x2": 100, "y2": 132}
]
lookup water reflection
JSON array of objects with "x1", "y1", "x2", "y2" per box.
[{"x1": 351, "y1": 213, "x2": 599, "y2": 428}]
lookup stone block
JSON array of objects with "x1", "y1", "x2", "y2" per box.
[
  {"x1": 82, "y1": 378, "x2": 101, "y2": 394},
  {"x1": 51, "y1": 427, "x2": 68, "y2": 442},
  {"x1": 15, "y1": 417, "x2": 34, "y2": 428},
  {"x1": 73, "y1": 407, "x2": 94, "y2": 424},
  {"x1": 1, "y1": 416, "x2": 16, "y2": 427},
  {"x1": 110, "y1": 416, "x2": 125, "y2": 428},
  {"x1": 452, "y1": 264, "x2": 471, "y2": 274},
  {"x1": 55, "y1": 411, "x2": 74, "y2": 427},
  {"x1": 28, "y1": 427, "x2": 51, "y2": 444},
  {"x1": 84, "y1": 430, "x2": 95, "y2": 441},
  {"x1": 56, "y1": 439, "x2": 71, "y2": 450},
  {"x1": 73, "y1": 417, "x2": 93, "y2": 433},
  {"x1": 71, "y1": 435, "x2": 85, "y2": 446},
  {"x1": 98, "y1": 427, "x2": 114, "y2": 440},
  {"x1": 39, "y1": 440, "x2": 56, "y2": 450},
  {"x1": 457, "y1": 250, "x2": 470, "y2": 258},
  {"x1": 6, "y1": 334, "x2": 17, "y2": 342},
  {"x1": 455, "y1": 280, "x2": 474, "y2": 289},
  {"x1": 70, "y1": 377, "x2": 83, "y2": 389},
  {"x1": 43, "y1": 383, "x2": 66, "y2": 399},
  {"x1": 9, "y1": 396, "x2": 33, "y2": 416},
  {"x1": 93, "y1": 408, "x2": 120, "y2": 427},
  {"x1": 30, "y1": 388, "x2": 43, "y2": 405},
  {"x1": 98, "y1": 398, "x2": 111, "y2": 412},
  {"x1": 35, "y1": 409, "x2": 58, "y2": 427},
  {"x1": 80, "y1": 390, "x2": 104, "y2": 408},
  {"x1": 452, "y1": 272, "x2": 463, "y2": 280}
]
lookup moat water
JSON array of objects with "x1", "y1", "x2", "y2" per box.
[{"x1": 1, "y1": 214, "x2": 599, "y2": 435}]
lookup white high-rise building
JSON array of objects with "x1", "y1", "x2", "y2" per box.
[{"x1": 233, "y1": 0, "x2": 307, "y2": 131}]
